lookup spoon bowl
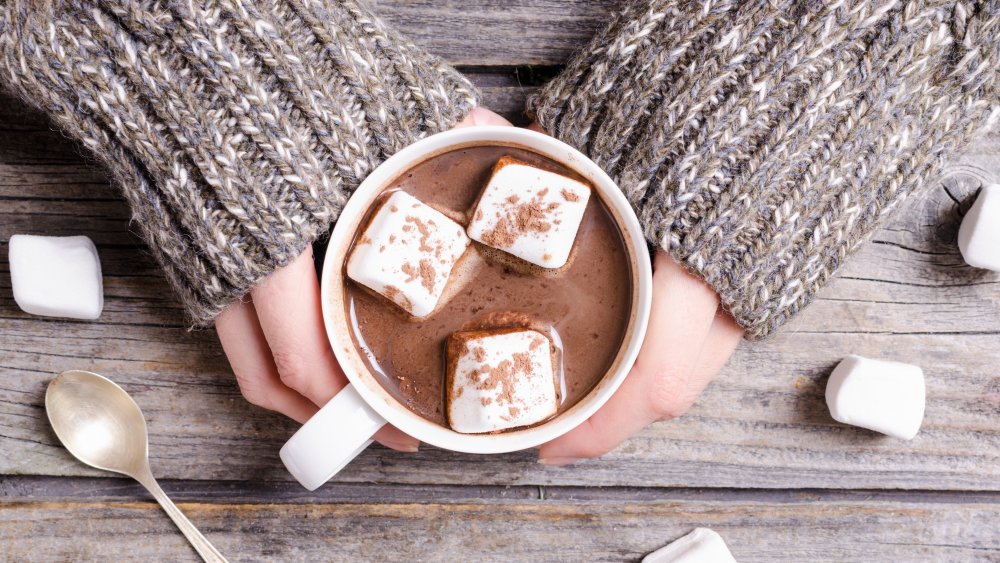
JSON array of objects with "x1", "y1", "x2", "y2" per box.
[
  {"x1": 45, "y1": 370, "x2": 227, "y2": 562},
  {"x1": 46, "y1": 370, "x2": 149, "y2": 476}
]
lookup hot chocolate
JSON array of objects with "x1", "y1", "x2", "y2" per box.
[{"x1": 344, "y1": 145, "x2": 632, "y2": 428}]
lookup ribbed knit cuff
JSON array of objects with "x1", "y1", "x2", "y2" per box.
[
  {"x1": 0, "y1": 0, "x2": 478, "y2": 326},
  {"x1": 528, "y1": 0, "x2": 999, "y2": 339}
]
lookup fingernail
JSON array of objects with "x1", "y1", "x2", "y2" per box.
[{"x1": 538, "y1": 456, "x2": 578, "y2": 467}]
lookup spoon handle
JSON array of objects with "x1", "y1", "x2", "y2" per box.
[{"x1": 135, "y1": 466, "x2": 229, "y2": 563}]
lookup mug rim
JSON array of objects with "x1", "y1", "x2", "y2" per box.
[{"x1": 320, "y1": 126, "x2": 652, "y2": 454}]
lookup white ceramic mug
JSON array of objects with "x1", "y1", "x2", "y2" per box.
[{"x1": 280, "y1": 126, "x2": 652, "y2": 491}]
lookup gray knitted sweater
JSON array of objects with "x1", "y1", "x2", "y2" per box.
[{"x1": 2, "y1": 0, "x2": 998, "y2": 339}]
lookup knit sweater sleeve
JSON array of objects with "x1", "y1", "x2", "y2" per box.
[
  {"x1": 0, "y1": 0, "x2": 478, "y2": 325},
  {"x1": 529, "y1": 0, "x2": 999, "y2": 339}
]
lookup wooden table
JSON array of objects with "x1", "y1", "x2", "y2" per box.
[{"x1": 2, "y1": 2, "x2": 999, "y2": 561}]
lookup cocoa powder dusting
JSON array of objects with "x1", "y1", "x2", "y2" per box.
[
  {"x1": 401, "y1": 262, "x2": 418, "y2": 283},
  {"x1": 405, "y1": 215, "x2": 434, "y2": 252},
  {"x1": 561, "y1": 188, "x2": 580, "y2": 202},
  {"x1": 479, "y1": 194, "x2": 559, "y2": 249},
  {"x1": 468, "y1": 368, "x2": 481, "y2": 384},
  {"x1": 471, "y1": 349, "x2": 536, "y2": 410},
  {"x1": 511, "y1": 351, "x2": 534, "y2": 376},
  {"x1": 417, "y1": 259, "x2": 436, "y2": 292},
  {"x1": 515, "y1": 200, "x2": 556, "y2": 233},
  {"x1": 482, "y1": 359, "x2": 516, "y2": 407},
  {"x1": 473, "y1": 347, "x2": 486, "y2": 362},
  {"x1": 480, "y1": 217, "x2": 518, "y2": 248}
]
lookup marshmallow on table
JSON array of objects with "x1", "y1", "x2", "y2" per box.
[
  {"x1": 347, "y1": 191, "x2": 470, "y2": 317},
  {"x1": 446, "y1": 328, "x2": 558, "y2": 434},
  {"x1": 643, "y1": 528, "x2": 738, "y2": 563},
  {"x1": 958, "y1": 183, "x2": 1000, "y2": 271},
  {"x1": 8, "y1": 235, "x2": 103, "y2": 320},
  {"x1": 825, "y1": 355, "x2": 925, "y2": 440},
  {"x1": 468, "y1": 156, "x2": 591, "y2": 269}
]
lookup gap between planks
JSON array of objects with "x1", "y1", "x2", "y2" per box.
[{"x1": 2, "y1": 475, "x2": 1000, "y2": 506}]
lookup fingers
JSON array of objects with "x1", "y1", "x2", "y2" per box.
[
  {"x1": 215, "y1": 299, "x2": 318, "y2": 424},
  {"x1": 632, "y1": 251, "x2": 722, "y2": 409},
  {"x1": 250, "y1": 247, "x2": 347, "y2": 405},
  {"x1": 455, "y1": 106, "x2": 514, "y2": 128},
  {"x1": 645, "y1": 310, "x2": 744, "y2": 432},
  {"x1": 250, "y1": 248, "x2": 419, "y2": 452},
  {"x1": 538, "y1": 251, "x2": 731, "y2": 465}
]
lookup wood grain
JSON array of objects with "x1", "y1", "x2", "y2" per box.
[
  {"x1": 374, "y1": 0, "x2": 616, "y2": 66},
  {"x1": 2, "y1": 493, "x2": 998, "y2": 562}
]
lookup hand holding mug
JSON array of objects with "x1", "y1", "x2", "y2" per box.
[{"x1": 214, "y1": 108, "x2": 513, "y2": 453}]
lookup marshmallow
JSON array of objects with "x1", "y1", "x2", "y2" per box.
[
  {"x1": 958, "y1": 183, "x2": 1000, "y2": 271},
  {"x1": 8, "y1": 235, "x2": 104, "y2": 320},
  {"x1": 825, "y1": 355, "x2": 925, "y2": 440},
  {"x1": 643, "y1": 528, "x2": 738, "y2": 563},
  {"x1": 446, "y1": 328, "x2": 558, "y2": 434},
  {"x1": 468, "y1": 156, "x2": 591, "y2": 268},
  {"x1": 347, "y1": 191, "x2": 470, "y2": 317}
]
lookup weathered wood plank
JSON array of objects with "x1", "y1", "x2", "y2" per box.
[
  {"x1": 470, "y1": 70, "x2": 540, "y2": 126},
  {"x1": 1, "y1": 495, "x2": 998, "y2": 562},
  {"x1": 1, "y1": 87, "x2": 998, "y2": 490},
  {"x1": 1, "y1": 272, "x2": 997, "y2": 489},
  {"x1": 374, "y1": 1, "x2": 615, "y2": 66}
]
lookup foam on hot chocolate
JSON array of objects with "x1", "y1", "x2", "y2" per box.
[
  {"x1": 446, "y1": 328, "x2": 559, "y2": 434},
  {"x1": 346, "y1": 191, "x2": 470, "y2": 317},
  {"x1": 468, "y1": 156, "x2": 591, "y2": 269}
]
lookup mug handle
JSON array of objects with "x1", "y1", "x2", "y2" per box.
[{"x1": 279, "y1": 383, "x2": 387, "y2": 490}]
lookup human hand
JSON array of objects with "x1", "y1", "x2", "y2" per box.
[
  {"x1": 537, "y1": 250, "x2": 744, "y2": 465},
  {"x1": 215, "y1": 107, "x2": 512, "y2": 453},
  {"x1": 529, "y1": 115, "x2": 744, "y2": 463}
]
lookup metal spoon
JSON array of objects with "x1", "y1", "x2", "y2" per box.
[{"x1": 45, "y1": 370, "x2": 228, "y2": 563}]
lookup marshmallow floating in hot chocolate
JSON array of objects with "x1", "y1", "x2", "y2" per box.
[
  {"x1": 825, "y1": 355, "x2": 925, "y2": 440},
  {"x1": 446, "y1": 327, "x2": 559, "y2": 434},
  {"x1": 958, "y1": 183, "x2": 1000, "y2": 271},
  {"x1": 9, "y1": 234, "x2": 104, "y2": 320},
  {"x1": 467, "y1": 156, "x2": 591, "y2": 268},
  {"x1": 347, "y1": 191, "x2": 470, "y2": 317}
]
